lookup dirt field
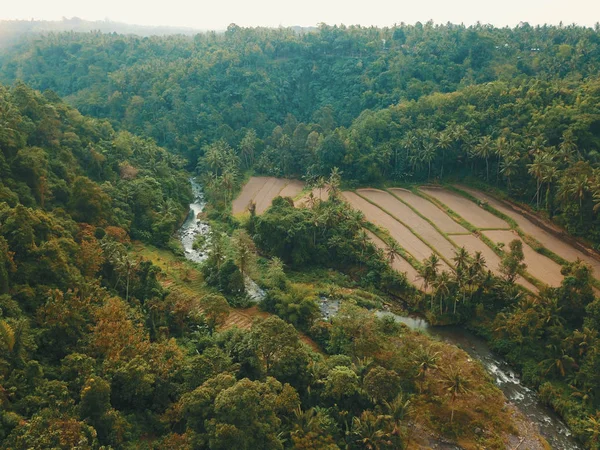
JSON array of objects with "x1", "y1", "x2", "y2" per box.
[
  {"x1": 458, "y1": 185, "x2": 600, "y2": 277},
  {"x1": 365, "y1": 229, "x2": 428, "y2": 292},
  {"x1": 420, "y1": 187, "x2": 509, "y2": 229},
  {"x1": 389, "y1": 188, "x2": 468, "y2": 234},
  {"x1": 358, "y1": 189, "x2": 457, "y2": 262},
  {"x1": 232, "y1": 177, "x2": 305, "y2": 215},
  {"x1": 451, "y1": 234, "x2": 538, "y2": 293},
  {"x1": 278, "y1": 179, "x2": 305, "y2": 199},
  {"x1": 483, "y1": 230, "x2": 564, "y2": 288},
  {"x1": 342, "y1": 191, "x2": 451, "y2": 272},
  {"x1": 232, "y1": 176, "x2": 269, "y2": 214}
]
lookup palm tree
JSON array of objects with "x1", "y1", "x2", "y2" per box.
[
  {"x1": 418, "y1": 254, "x2": 440, "y2": 305},
  {"x1": 326, "y1": 167, "x2": 342, "y2": 199},
  {"x1": 411, "y1": 345, "x2": 440, "y2": 393},
  {"x1": 385, "y1": 241, "x2": 402, "y2": 266},
  {"x1": 433, "y1": 271, "x2": 452, "y2": 313},
  {"x1": 528, "y1": 152, "x2": 554, "y2": 209},
  {"x1": 474, "y1": 136, "x2": 494, "y2": 182},
  {"x1": 500, "y1": 153, "x2": 520, "y2": 190},
  {"x1": 436, "y1": 130, "x2": 452, "y2": 179},
  {"x1": 584, "y1": 414, "x2": 600, "y2": 447},
  {"x1": 421, "y1": 141, "x2": 437, "y2": 180},
  {"x1": 357, "y1": 229, "x2": 370, "y2": 265},
  {"x1": 220, "y1": 168, "x2": 237, "y2": 202},
  {"x1": 442, "y1": 367, "x2": 471, "y2": 423},
  {"x1": 350, "y1": 410, "x2": 393, "y2": 449},
  {"x1": 452, "y1": 247, "x2": 470, "y2": 272}
]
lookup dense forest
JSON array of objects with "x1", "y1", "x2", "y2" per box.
[{"x1": 2, "y1": 22, "x2": 600, "y2": 448}]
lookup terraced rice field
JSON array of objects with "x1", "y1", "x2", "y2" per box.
[
  {"x1": 342, "y1": 191, "x2": 451, "y2": 272},
  {"x1": 458, "y1": 186, "x2": 600, "y2": 277},
  {"x1": 365, "y1": 229, "x2": 427, "y2": 292},
  {"x1": 483, "y1": 230, "x2": 564, "y2": 288},
  {"x1": 233, "y1": 177, "x2": 305, "y2": 215},
  {"x1": 358, "y1": 189, "x2": 457, "y2": 262},
  {"x1": 389, "y1": 188, "x2": 468, "y2": 234},
  {"x1": 420, "y1": 187, "x2": 509, "y2": 229},
  {"x1": 451, "y1": 234, "x2": 539, "y2": 293}
]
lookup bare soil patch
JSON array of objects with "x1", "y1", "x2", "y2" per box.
[
  {"x1": 389, "y1": 188, "x2": 467, "y2": 234},
  {"x1": 458, "y1": 185, "x2": 600, "y2": 277},
  {"x1": 420, "y1": 187, "x2": 509, "y2": 229},
  {"x1": 451, "y1": 234, "x2": 538, "y2": 293},
  {"x1": 365, "y1": 229, "x2": 428, "y2": 292},
  {"x1": 359, "y1": 188, "x2": 457, "y2": 262},
  {"x1": 484, "y1": 230, "x2": 564, "y2": 288},
  {"x1": 342, "y1": 191, "x2": 451, "y2": 271},
  {"x1": 232, "y1": 176, "x2": 269, "y2": 214},
  {"x1": 253, "y1": 177, "x2": 288, "y2": 214},
  {"x1": 278, "y1": 179, "x2": 304, "y2": 199},
  {"x1": 233, "y1": 177, "x2": 306, "y2": 215}
]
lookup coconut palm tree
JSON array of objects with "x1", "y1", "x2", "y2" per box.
[
  {"x1": 411, "y1": 345, "x2": 440, "y2": 393},
  {"x1": 474, "y1": 135, "x2": 494, "y2": 182},
  {"x1": 442, "y1": 367, "x2": 471, "y2": 423},
  {"x1": 528, "y1": 151, "x2": 556, "y2": 209},
  {"x1": 385, "y1": 241, "x2": 402, "y2": 266},
  {"x1": 436, "y1": 130, "x2": 452, "y2": 179},
  {"x1": 433, "y1": 271, "x2": 452, "y2": 313},
  {"x1": 418, "y1": 254, "x2": 440, "y2": 307}
]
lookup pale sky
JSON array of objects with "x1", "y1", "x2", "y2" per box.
[{"x1": 1, "y1": 0, "x2": 599, "y2": 29}]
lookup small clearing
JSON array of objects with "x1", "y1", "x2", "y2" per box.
[
  {"x1": 389, "y1": 188, "x2": 468, "y2": 234},
  {"x1": 484, "y1": 230, "x2": 564, "y2": 288},
  {"x1": 233, "y1": 177, "x2": 305, "y2": 215},
  {"x1": 342, "y1": 191, "x2": 451, "y2": 272},
  {"x1": 420, "y1": 187, "x2": 509, "y2": 229},
  {"x1": 451, "y1": 234, "x2": 539, "y2": 293}
]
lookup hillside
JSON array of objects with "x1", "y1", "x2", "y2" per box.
[{"x1": 3, "y1": 22, "x2": 600, "y2": 448}]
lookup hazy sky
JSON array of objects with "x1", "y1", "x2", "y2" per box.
[{"x1": 1, "y1": 0, "x2": 599, "y2": 29}]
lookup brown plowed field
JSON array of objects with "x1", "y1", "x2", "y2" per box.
[
  {"x1": 358, "y1": 189, "x2": 457, "y2": 262},
  {"x1": 233, "y1": 177, "x2": 306, "y2": 215},
  {"x1": 365, "y1": 229, "x2": 428, "y2": 292},
  {"x1": 389, "y1": 188, "x2": 468, "y2": 234},
  {"x1": 420, "y1": 187, "x2": 509, "y2": 229},
  {"x1": 278, "y1": 179, "x2": 305, "y2": 199},
  {"x1": 254, "y1": 178, "x2": 289, "y2": 214},
  {"x1": 451, "y1": 234, "x2": 538, "y2": 293},
  {"x1": 457, "y1": 186, "x2": 600, "y2": 277},
  {"x1": 232, "y1": 176, "x2": 269, "y2": 214},
  {"x1": 342, "y1": 191, "x2": 451, "y2": 272},
  {"x1": 483, "y1": 230, "x2": 563, "y2": 288}
]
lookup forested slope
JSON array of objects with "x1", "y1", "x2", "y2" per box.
[{"x1": 3, "y1": 23, "x2": 600, "y2": 448}]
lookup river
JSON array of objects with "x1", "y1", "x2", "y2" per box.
[
  {"x1": 179, "y1": 178, "x2": 265, "y2": 301},
  {"x1": 179, "y1": 179, "x2": 579, "y2": 449},
  {"x1": 377, "y1": 311, "x2": 581, "y2": 449}
]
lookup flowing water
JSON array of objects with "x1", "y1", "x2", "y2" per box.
[
  {"x1": 376, "y1": 311, "x2": 581, "y2": 449},
  {"x1": 179, "y1": 178, "x2": 210, "y2": 263},
  {"x1": 179, "y1": 179, "x2": 579, "y2": 448},
  {"x1": 179, "y1": 178, "x2": 266, "y2": 302}
]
